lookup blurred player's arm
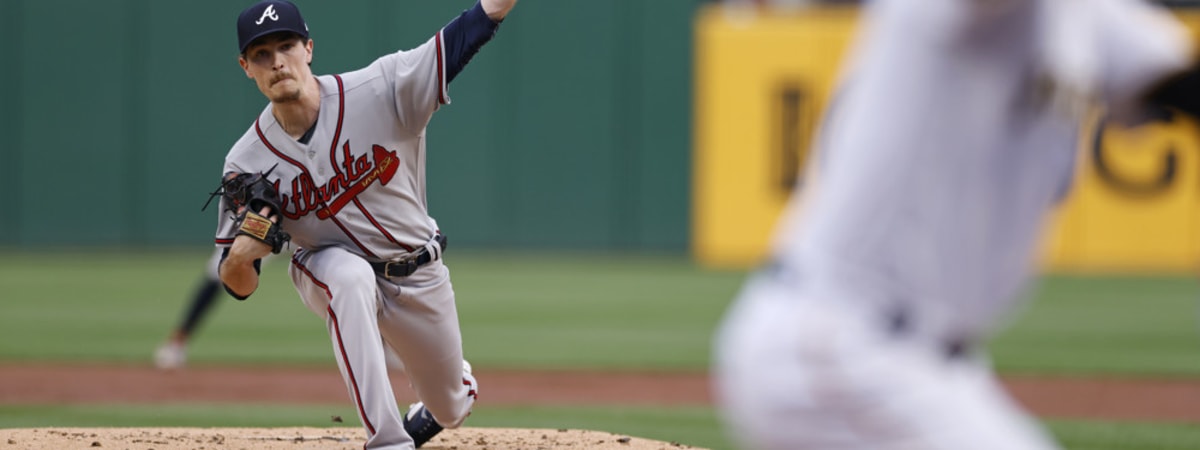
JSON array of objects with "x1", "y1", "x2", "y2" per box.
[{"x1": 1049, "y1": 0, "x2": 1193, "y2": 120}]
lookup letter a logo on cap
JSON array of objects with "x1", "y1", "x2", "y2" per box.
[
  {"x1": 237, "y1": 1, "x2": 308, "y2": 53},
  {"x1": 256, "y1": 5, "x2": 279, "y2": 25}
]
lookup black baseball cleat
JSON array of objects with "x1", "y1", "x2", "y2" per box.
[{"x1": 402, "y1": 402, "x2": 444, "y2": 448}]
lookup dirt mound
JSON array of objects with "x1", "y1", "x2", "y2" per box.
[{"x1": 0, "y1": 427, "x2": 704, "y2": 450}]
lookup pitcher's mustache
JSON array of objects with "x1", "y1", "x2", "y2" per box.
[{"x1": 270, "y1": 72, "x2": 293, "y2": 84}]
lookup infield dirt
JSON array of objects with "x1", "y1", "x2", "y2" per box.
[
  {"x1": 0, "y1": 427, "x2": 701, "y2": 450},
  {"x1": 5, "y1": 363, "x2": 1200, "y2": 449}
]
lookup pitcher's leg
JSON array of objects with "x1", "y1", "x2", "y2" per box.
[
  {"x1": 290, "y1": 248, "x2": 410, "y2": 449},
  {"x1": 377, "y1": 261, "x2": 475, "y2": 429}
]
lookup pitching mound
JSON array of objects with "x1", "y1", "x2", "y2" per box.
[{"x1": 0, "y1": 427, "x2": 704, "y2": 449}]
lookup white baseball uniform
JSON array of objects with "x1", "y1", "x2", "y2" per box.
[
  {"x1": 714, "y1": 0, "x2": 1192, "y2": 449},
  {"x1": 216, "y1": 3, "x2": 501, "y2": 447}
]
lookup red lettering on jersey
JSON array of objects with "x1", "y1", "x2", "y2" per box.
[
  {"x1": 315, "y1": 144, "x2": 400, "y2": 220},
  {"x1": 278, "y1": 143, "x2": 400, "y2": 220},
  {"x1": 319, "y1": 178, "x2": 341, "y2": 202},
  {"x1": 280, "y1": 173, "x2": 325, "y2": 219},
  {"x1": 355, "y1": 155, "x2": 371, "y2": 174},
  {"x1": 341, "y1": 142, "x2": 360, "y2": 180}
]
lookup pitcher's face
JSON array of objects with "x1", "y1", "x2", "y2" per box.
[{"x1": 239, "y1": 33, "x2": 313, "y2": 103}]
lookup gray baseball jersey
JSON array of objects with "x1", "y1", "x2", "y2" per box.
[{"x1": 216, "y1": 38, "x2": 446, "y2": 258}]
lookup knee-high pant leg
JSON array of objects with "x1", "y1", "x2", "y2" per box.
[
  {"x1": 376, "y1": 259, "x2": 476, "y2": 429},
  {"x1": 290, "y1": 247, "x2": 411, "y2": 449}
]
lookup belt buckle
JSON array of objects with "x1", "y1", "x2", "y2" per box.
[{"x1": 383, "y1": 258, "x2": 418, "y2": 278}]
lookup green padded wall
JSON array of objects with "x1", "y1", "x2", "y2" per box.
[{"x1": 2, "y1": 0, "x2": 699, "y2": 250}]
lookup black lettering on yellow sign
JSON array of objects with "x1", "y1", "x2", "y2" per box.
[
  {"x1": 1090, "y1": 107, "x2": 1178, "y2": 198},
  {"x1": 775, "y1": 82, "x2": 815, "y2": 196}
]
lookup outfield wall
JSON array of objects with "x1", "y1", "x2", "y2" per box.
[
  {"x1": 693, "y1": 5, "x2": 1200, "y2": 273},
  {"x1": 0, "y1": 0, "x2": 701, "y2": 250}
]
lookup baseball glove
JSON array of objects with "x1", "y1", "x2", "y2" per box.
[{"x1": 204, "y1": 168, "x2": 291, "y2": 254}]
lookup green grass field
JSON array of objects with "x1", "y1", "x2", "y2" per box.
[{"x1": 3, "y1": 248, "x2": 1200, "y2": 449}]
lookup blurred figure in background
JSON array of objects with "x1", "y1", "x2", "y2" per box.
[
  {"x1": 153, "y1": 249, "x2": 227, "y2": 370},
  {"x1": 154, "y1": 251, "x2": 402, "y2": 371},
  {"x1": 713, "y1": 0, "x2": 1196, "y2": 449}
]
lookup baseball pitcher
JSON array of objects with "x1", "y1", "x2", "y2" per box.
[{"x1": 214, "y1": 1, "x2": 514, "y2": 448}]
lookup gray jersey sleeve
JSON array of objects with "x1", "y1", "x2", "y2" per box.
[
  {"x1": 213, "y1": 194, "x2": 239, "y2": 248},
  {"x1": 376, "y1": 35, "x2": 447, "y2": 133}
]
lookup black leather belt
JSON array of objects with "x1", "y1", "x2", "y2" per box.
[{"x1": 370, "y1": 234, "x2": 447, "y2": 278}]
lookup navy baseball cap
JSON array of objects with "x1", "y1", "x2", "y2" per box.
[{"x1": 237, "y1": 0, "x2": 309, "y2": 53}]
